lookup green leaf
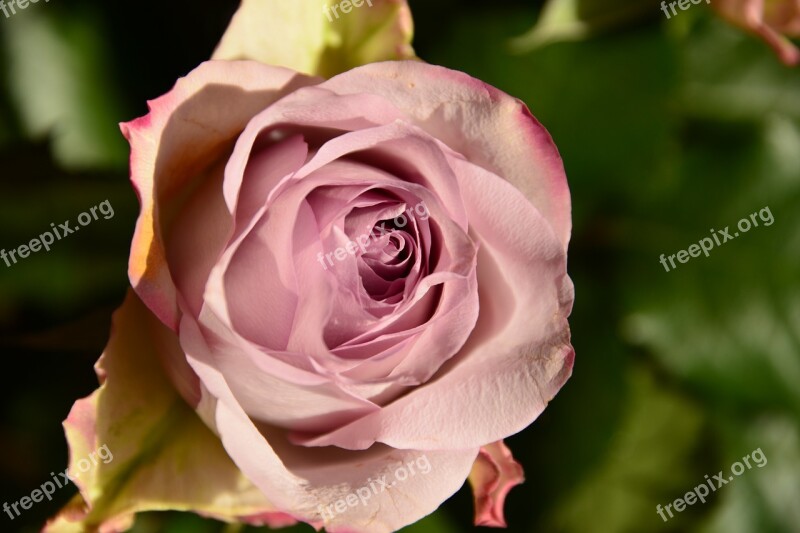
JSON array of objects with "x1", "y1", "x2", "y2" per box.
[
  {"x1": 397, "y1": 511, "x2": 459, "y2": 533},
  {"x1": 1, "y1": 5, "x2": 128, "y2": 169},
  {"x1": 510, "y1": 0, "x2": 665, "y2": 51},
  {"x1": 0, "y1": 162, "x2": 134, "y2": 321},
  {"x1": 679, "y1": 17, "x2": 800, "y2": 122},
  {"x1": 620, "y1": 114, "x2": 800, "y2": 414},
  {"x1": 542, "y1": 366, "x2": 707, "y2": 533},
  {"x1": 700, "y1": 415, "x2": 800, "y2": 533}
]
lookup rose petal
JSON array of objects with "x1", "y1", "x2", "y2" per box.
[
  {"x1": 321, "y1": 60, "x2": 573, "y2": 249},
  {"x1": 181, "y1": 312, "x2": 480, "y2": 533},
  {"x1": 184, "y1": 308, "x2": 380, "y2": 433},
  {"x1": 468, "y1": 440, "x2": 525, "y2": 528},
  {"x1": 120, "y1": 60, "x2": 318, "y2": 329}
]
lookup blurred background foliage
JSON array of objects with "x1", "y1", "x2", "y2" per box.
[{"x1": 0, "y1": 0, "x2": 798, "y2": 532}]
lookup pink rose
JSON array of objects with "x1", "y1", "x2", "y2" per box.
[
  {"x1": 713, "y1": 0, "x2": 800, "y2": 65},
  {"x1": 55, "y1": 59, "x2": 574, "y2": 533}
]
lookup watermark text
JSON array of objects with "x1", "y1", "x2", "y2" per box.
[
  {"x1": 656, "y1": 447, "x2": 767, "y2": 522},
  {"x1": 1, "y1": 199, "x2": 115, "y2": 269},
  {"x1": 318, "y1": 454, "x2": 432, "y2": 521},
  {"x1": 659, "y1": 206, "x2": 773, "y2": 272},
  {"x1": 3, "y1": 443, "x2": 114, "y2": 521}
]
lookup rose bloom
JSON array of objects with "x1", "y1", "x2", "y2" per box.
[
  {"x1": 713, "y1": 0, "x2": 800, "y2": 65},
  {"x1": 70, "y1": 59, "x2": 574, "y2": 533}
]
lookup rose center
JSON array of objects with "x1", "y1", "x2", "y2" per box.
[{"x1": 358, "y1": 221, "x2": 416, "y2": 301}]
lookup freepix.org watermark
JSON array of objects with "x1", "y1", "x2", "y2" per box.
[
  {"x1": 318, "y1": 455, "x2": 432, "y2": 521},
  {"x1": 660, "y1": 0, "x2": 710, "y2": 20},
  {"x1": 317, "y1": 200, "x2": 429, "y2": 271},
  {"x1": 3, "y1": 443, "x2": 114, "y2": 521},
  {"x1": 0, "y1": 0, "x2": 51, "y2": 20},
  {"x1": 1, "y1": 199, "x2": 115, "y2": 269},
  {"x1": 323, "y1": 0, "x2": 373, "y2": 22},
  {"x1": 659, "y1": 206, "x2": 773, "y2": 272},
  {"x1": 656, "y1": 447, "x2": 767, "y2": 522}
]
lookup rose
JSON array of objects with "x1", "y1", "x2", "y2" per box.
[
  {"x1": 122, "y1": 58, "x2": 574, "y2": 532},
  {"x1": 713, "y1": 0, "x2": 800, "y2": 65},
  {"x1": 127, "y1": 59, "x2": 572, "y2": 530},
  {"x1": 51, "y1": 58, "x2": 574, "y2": 533}
]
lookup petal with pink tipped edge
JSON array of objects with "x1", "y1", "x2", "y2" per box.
[
  {"x1": 43, "y1": 291, "x2": 293, "y2": 533},
  {"x1": 120, "y1": 60, "x2": 319, "y2": 330},
  {"x1": 713, "y1": 0, "x2": 800, "y2": 66},
  {"x1": 320, "y1": 60, "x2": 572, "y2": 249},
  {"x1": 468, "y1": 441, "x2": 525, "y2": 528}
]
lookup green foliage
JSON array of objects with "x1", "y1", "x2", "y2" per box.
[
  {"x1": 545, "y1": 367, "x2": 706, "y2": 533},
  {"x1": 1, "y1": 4, "x2": 128, "y2": 169},
  {"x1": 1, "y1": 0, "x2": 798, "y2": 531}
]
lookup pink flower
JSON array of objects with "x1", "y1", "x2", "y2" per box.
[
  {"x1": 713, "y1": 0, "x2": 800, "y2": 65},
  {"x1": 51, "y1": 59, "x2": 574, "y2": 533}
]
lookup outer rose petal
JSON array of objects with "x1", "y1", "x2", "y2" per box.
[
  {"x1": 213, "y1": 0, "x2": 416, "y2": 78},
  {"x1": 120, "y1": 60, "x2": 319, "y2": 330},
  {"x1": 468, "y1": 441, "x2": 525, "y2": 528},
  {"x1": 713, "y1": 0, "x2": 800, "y2": 66},
  {"x1": 320, "y1": 61, "x2": 572, "y2": 249},
  {"x1": 181, "y1": 314, "x2": 481, "y2": 533},
  {"x1": 764, "y1": 0, "x2": 800, "y2": 33},
  {"x1": 44, "y1": 292, "x2": 292, "y2": 533}
]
